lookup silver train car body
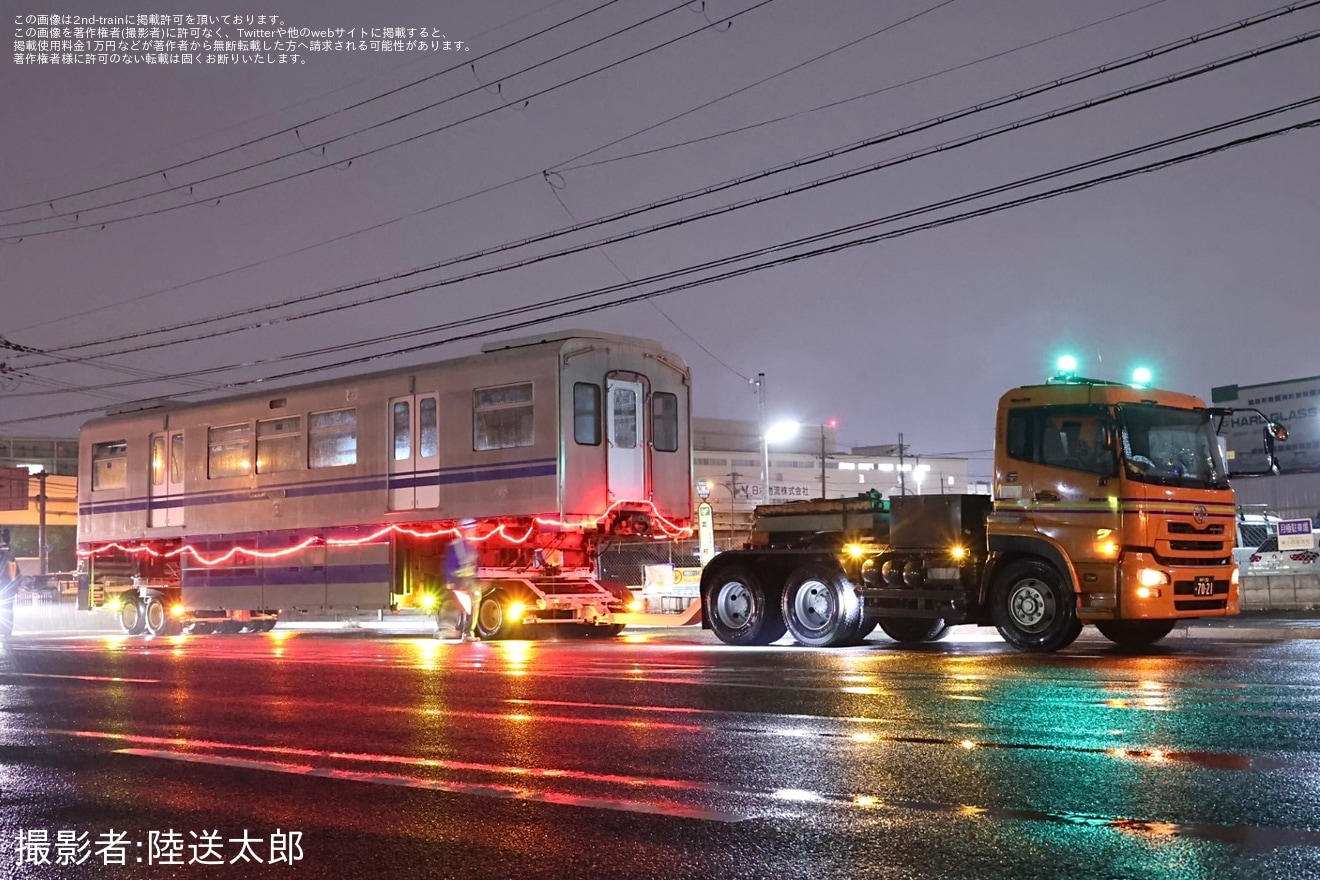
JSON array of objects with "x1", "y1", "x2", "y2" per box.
[{"x1": 77, "y1": 331, "x2": 692, "y2": 637}]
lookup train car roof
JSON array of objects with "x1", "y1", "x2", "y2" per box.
[
  {"x1": 84, "y1": 330, "x2": 685, "y2": 428},
  {"x1": 479, "y1": 329, "x2": 668, "y2": 353}
]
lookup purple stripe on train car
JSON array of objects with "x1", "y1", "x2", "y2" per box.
[{"x1": 81, "y1": 459, "x2": 556, "y2": 516}]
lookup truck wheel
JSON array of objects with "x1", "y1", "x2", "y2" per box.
[
  {"x1": 143, "y1": 597, "x2": 180, "y2": 636},
  {"x1": 474, "y1": 589, "x2": 522, "y2": 641},
  {"x1": 703, "y1": 566, "x2": 787, "y2": 646},
  {"x1": 119, "y1": 599, "x2": 145, "y2": 635},
  {"x1": 991, "y1": 560, "x2": 1082, "y2": 652},
  {"x1": 1094, "y1": 619, "x2": 1176, "y2": 649},
  {"x1": 780, "y1": 564, "x2": 862, "y2": 647},
  {"x1": 877, "y1": 618, "x2": 949, "y2": 644}
]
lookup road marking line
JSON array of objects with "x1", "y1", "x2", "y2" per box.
[
  {"x1": 0, "y1": 672, "x2": 160, "y2": 683},
  {"x1": 114, "y1": 748, "x2": 749, "y2": 823}
]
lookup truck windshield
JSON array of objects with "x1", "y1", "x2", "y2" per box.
[{"x1": 1118, "y1": 404, "x2": 1229, "y2": 489}]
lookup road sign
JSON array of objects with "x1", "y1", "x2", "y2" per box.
[
  {"x1": 1277, "y1": 518, "x2": 1316, "y2": 552},
  {"x1": 697, "y1": 501, "x2": 715, "y2": 566},
  {"x1": 0, "y1": 467, "x2": 29, "y2": 512}
]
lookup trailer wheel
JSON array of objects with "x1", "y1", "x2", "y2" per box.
[
  {"x1": 186, "y1": 622, "x2": 215, "y2": 635},
  {"x1": 118, "y1": 598, "x2": 145, "y2": 635},
  {"x1": 143, "y1": 597, "x2": 180, "y2": 637},
  {"x1": 991, "y1": 560, "x2": 1082, "y2": 652},
  {"x1": 877, "y1": 618, "x2": 949, "y2": 644},
  {"x1": 703, "y1": 566, "x2": 787, "y2": 646},
  {"x1": 780, "y1": 564, "x2": 862, "y2": 648},
  {"x1": 474, "y1": 589, "x2": 522, "y2": 641},
  {"x1": 1095, "y1": 619, "x2": 1176, "y2": 649}
]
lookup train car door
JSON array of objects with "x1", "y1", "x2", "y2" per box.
[
  {"x1": 389, "y1": 394, "x2": 439, "y2": 510},
  {"x1": 606, "y1": 378, "x2": 645, "y2": 501},
  {"x1": 148, "y1": 431, "x2": 185, "y2": 527}
]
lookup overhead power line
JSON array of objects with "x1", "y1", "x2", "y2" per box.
[
  {"x1": 0, "y1": 0, "x2": 780, "y2": 238},
  {"x1": 8, "y1": 0, "x2": 1180, "y2": 338},
  {"x1": 0, "y1": 0, "x2": 631, "y2": 217},
  {"x1": 17, "y1": 22, "x2": 1318, "y2": 365},
  {"x1": 4, "y1": 96, "x2": 1314, "y2": 424}
]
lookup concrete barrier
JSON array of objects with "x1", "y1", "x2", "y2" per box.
[{"x1": 1241, "y1": 573, "x2": 1320, "y2": 612}]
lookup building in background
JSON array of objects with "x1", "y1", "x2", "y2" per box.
[
  {"x1": 0, "y1": 436, "x2": 79, "y2": 572},
  {"x1": 1212, "y1": 375, "x2": 1320, "y2": 520},
  {"x1": 692, "y1": 418, "x2": 980, "y2": 538}
]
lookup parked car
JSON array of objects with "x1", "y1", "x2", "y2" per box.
[{"x1": 1246, "y1": 533, "x2": 1320, "y2": 574}]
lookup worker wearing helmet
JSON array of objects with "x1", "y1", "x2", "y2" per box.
[{"x1": 441, "y1": 519, "x2": 481, "y2": 641}]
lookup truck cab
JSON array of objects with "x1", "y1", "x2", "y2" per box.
[{"x1": 988, "y1": 375, "x2": 1242, "y2": 649}]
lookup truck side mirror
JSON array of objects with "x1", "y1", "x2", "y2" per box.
[{"x1": 1270, "y1": 423, "x2": 1289, "y2": 442}]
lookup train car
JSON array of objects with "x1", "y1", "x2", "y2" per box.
[{"x1": 77, "y1": 331, "x2": 693, "y2": 638}]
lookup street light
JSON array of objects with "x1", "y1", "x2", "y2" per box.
[{"x1": 763, "y1": 420, "x2": 800, "y2": 505}]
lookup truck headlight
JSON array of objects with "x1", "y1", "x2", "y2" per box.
[{"x1": 1137, "y1": 568, "x2": 1170, "y2": 588}]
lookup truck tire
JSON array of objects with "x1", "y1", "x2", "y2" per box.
[
  {"x1": 143, "y1": 596, "x2": 180, "y2": 637},
  {"x1": 1094, "y1": 619, "x2": 1176, "y2": 649},
  {"x1": 780, "y1": 564, "x2": 862, "y2": 647},
  {"x1": 877, "y1": 618, "x2": 949, "y2": 644},
  {"x1": 474, "y1": 589, "x2": 522, "y2": 641},
  {"x1": 991, "y1": 559, "x2": 1082, "y2": 652},
  {"x1": 119, "y1": 598, "x2": 146, "y2": 635},
  {"x1": 704, "y1": 565, "x2": 787, "y2": 646}
]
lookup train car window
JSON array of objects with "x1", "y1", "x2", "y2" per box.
[
  {"x1": 208, "y1": 424, "x2": 252, "y2": 479},
  {"x1": 256, "y1": 416, "x2": 303, "y2": 474},
  {"x1": 573, "y1": 382, "x2": 601, "y2": 446},
  {"x1": 419, "y1": 397, "x2": 439, "y2": 458},
  {"x1": 92, "y1": 440, "x2": 128, "y2": 491},
  {"x1": 309, "y1": 408, "x2": 357, "y2": 468},
  {"x1": 392, "y1": 401, "x2": 411, "y2": 460},
  {"x1": 653, "y1": 392, "x2": 679, "y2": 452},
  {"x1": 170, "y1": 434, "x2": 184, "y2": 483},
  {"x1": 474, "y1": 382, "x2": 534, "y2": 450},
  {"x1": 612, "y1": 387, "x2": 638, "y2": 449},
  {"x1": 151, "y1": 436, "x2": 166, "y2": 486}
]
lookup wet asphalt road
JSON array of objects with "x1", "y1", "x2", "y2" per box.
[{"x1": 3, "y1": 625, "x2": 1320, "y2": 879}]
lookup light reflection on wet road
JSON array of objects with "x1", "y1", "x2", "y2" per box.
[{"x1": 3, "y1": 627, "x2": 1320, "y2": 878}]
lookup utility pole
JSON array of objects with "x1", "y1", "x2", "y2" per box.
[
  {"x1": 820, "y1": 424, "x2": 827, "y2": 500},
  {"x1": 754, "y1": 373, "x2": 767, "y2": 508},
  {"x1": 897, "y1": 433, "x2": 906, "y2": 496},
  {"x1": 36, "y1": 470, "x2": 48, "y2": 575}
]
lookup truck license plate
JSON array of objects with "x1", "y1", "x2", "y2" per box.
[{"x1": 1194, "y1": 576, "x2": 1215, "y2": 597}]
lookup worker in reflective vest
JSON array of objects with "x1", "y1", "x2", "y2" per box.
[{"x1": 443, "y1": 519, "x2": 480, "y2": 640}]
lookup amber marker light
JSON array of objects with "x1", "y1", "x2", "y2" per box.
[
  {"x1": 627, "y1": 598, "x2": 645, "y2": 612},
  {"x1": 507, "y1": 601, "x2": 527, "y2": 622},
  {"x1": 950, "y1": 546, "x2": 968, "y2": 561},
  {"x1": 170, "y1": 603, "x2": 186, "y2": 618},
  {"x1": 418, "y1": 593, "x2": 438, "y2": 611}
]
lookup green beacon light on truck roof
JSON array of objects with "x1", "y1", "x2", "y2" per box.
[
  {"x1": 1131, "y1": 367, "x2": 1152, "y2": 388},
  {"x1": 1050, "y1": 355, "x2": 1078, "y2": 383}
]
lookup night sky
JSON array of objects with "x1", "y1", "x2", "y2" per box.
[{"x1": 3, "y1": 0, "x2": 1317, "y2": 482}]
